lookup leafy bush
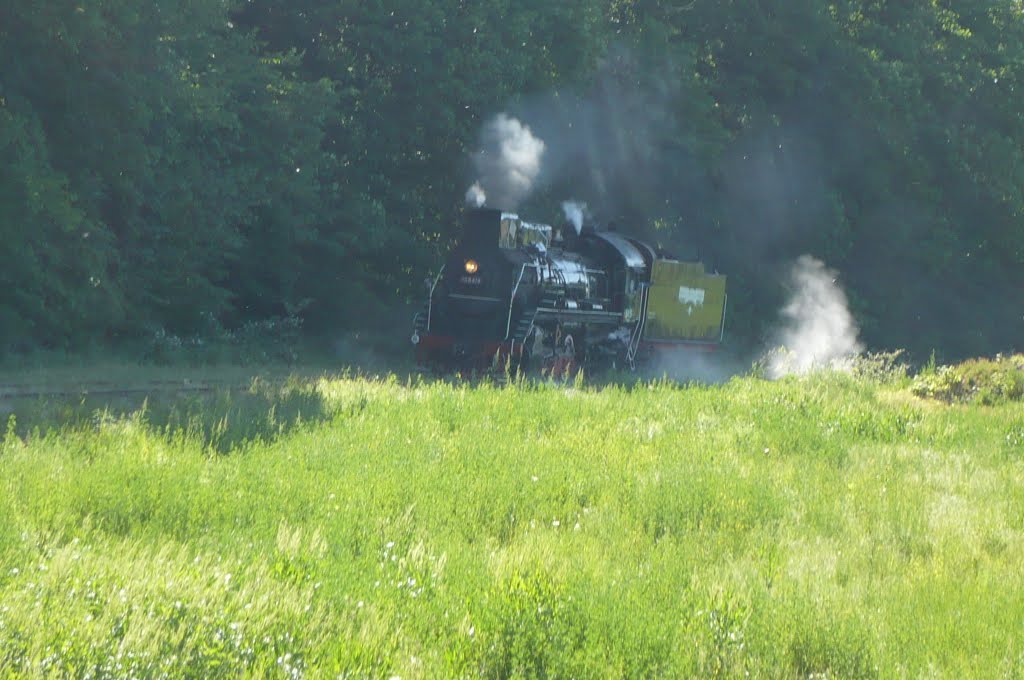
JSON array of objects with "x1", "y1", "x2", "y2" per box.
[
  {"x1": 475, "y1": 568, "x2": 589, "y2": 678},
  {"x1": 851, "y1": 350, "x2": 910, "y2": 384},
  {"x1": 911, "y1": 354, "x2": 1024, "y2": 404},
  {"x1": 145, "y1": 315, "x2": 303, "y2": 366}
]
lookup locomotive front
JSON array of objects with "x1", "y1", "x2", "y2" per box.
[{"x1": 412, "y1": 208, "x2": 540, "y2": 369}]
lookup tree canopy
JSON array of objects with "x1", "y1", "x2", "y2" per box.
[{"x1": 1, "y1": 0, "x2": 1021, "y2": 360}]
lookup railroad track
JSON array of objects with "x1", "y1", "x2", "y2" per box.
[{"x1": 0, "y1": 380, "x2": 264, "y2": 400}]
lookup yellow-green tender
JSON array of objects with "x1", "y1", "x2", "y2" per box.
[{"x1": 643, "y1": 259, "x2": 727, "y2": 343}]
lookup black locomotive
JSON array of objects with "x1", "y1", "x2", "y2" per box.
[{"x1": 412, "y1": 207, "x2": 727, "y2": 374}]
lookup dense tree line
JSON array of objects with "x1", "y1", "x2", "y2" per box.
[{"x1": 1, "y1": 1, "x2": 1021, "y2": 360}]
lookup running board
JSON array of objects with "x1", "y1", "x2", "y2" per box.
[{"x1": 534, "y1": 307, "x2": 623, "y2": 325}]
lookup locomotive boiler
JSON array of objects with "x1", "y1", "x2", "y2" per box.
[{"x1": 411, "y1": 207, "x2": 727, "y2": 373}]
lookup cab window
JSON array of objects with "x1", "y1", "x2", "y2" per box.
[{"x1": 499, "y1": 218, "x2": 519, "y2": 249}]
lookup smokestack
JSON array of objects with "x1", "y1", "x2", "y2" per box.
[{"x1": 460, "y1": 207, "x2": 503, "y2": 249}]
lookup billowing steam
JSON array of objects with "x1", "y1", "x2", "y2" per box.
[
  {"x1": 767, "y1": 255, "x2": 863, "y2": 378},
  {"x1": 466, "y1": 114, "x2": 545, "y2": 210},
  {"x1": 465, "y1": 182, "x2": 486, "y2": 208},
  {"x1": 561, "y1": 200, "x2": 587, "y2": 234}
]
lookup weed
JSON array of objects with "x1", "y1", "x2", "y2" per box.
[{"x1": 0, "y1": 368, "x2": 1021, "y2": 675}]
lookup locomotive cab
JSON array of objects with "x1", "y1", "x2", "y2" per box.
[{"x1": 499, "y1": 214, "x2": 551, "y2": 251}]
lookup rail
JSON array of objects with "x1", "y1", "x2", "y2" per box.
[{"x1": 0, "y1": 379, "x2": 273, "y2": 400}]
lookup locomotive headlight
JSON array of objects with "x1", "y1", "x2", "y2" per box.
[{"x1": 464, "y1": 259, "x2": 479, "y2": 274}]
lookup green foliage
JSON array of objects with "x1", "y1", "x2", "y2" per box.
[
  {"x1": 1, "y1": 1, "x2": 1023, "y2": 359},
  {"x1": 788, "y1": 612, "x2": 878, "y2": 679},
  {"x1": 912, "y1": 354, "x2": 1024, "y2": 404},
  {"x1": 0, "y1": 103, "x2": 117, "y2": 349},
  {"x1": 0, "y1": 0, "x2": 335, "y2": 349},
  {"x1": 850, "y1": 349, "x2": 910, "y2": 384},
  {"x1": 145, "y1": 314, "x2": 304, "y2": 366},
  {"x1": 476, "y1": 568, "x2": 588, "y2": 678}
]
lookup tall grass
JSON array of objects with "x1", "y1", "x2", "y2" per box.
[{"x1": 1, "y1": 371, "x2": 1022, "y2": 677}]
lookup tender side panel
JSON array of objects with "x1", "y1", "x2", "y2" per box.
[{"x1": 644, "y1": 259, "x2": 726, "y2": 343}]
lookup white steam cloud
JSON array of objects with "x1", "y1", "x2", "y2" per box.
[
  {"x1": 465, "y1": 182, "x2": 486, "y2": 208},
  {"x1": 767, "y1": 255, "x2": 863, "y2": 378},
  {"x1": 561, "y1": 200, "x2": 586, "y2": 234},
  {"x1": 465, "y1": 114, "x2": 545, "y2": 210}
]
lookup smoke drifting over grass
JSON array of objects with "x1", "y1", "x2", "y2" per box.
[
  {"x1": 767, "y1": 255, "x2": 863, "y2": 378},
  {"x1": 648, "y1": 349, "x2": 745, "y2": 385},
  {"x1": 466, "y1": 114, "x2": 545, "y2": 210}
]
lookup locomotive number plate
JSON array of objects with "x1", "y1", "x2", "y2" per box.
[{"x1": 459, "y1": 275, "x2": 482, "y2": 285}]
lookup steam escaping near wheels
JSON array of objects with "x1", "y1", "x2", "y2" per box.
[{"x1": 767, "y1": 255, "x2": 863, "y2": 378}]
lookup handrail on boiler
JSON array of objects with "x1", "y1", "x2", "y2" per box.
[
  {"x1": 426, "y1": 266, "x2": 445, "y2": 332},
  {"x1": 505, "y1": 263, "x2": 529, "y2": 341}
]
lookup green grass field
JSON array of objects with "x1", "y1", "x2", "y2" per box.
[{"x1": 1, "y1": 366, "x2": 1023, "y2": 678}]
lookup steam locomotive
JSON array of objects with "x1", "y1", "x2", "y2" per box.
[{"x1": 411, "y1": 208, "x2": 727, "y2": 374}]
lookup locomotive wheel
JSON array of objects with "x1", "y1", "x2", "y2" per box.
[
  {"x1": 542, "y1": 354, "x2": 577, "y2": 380},
  {"x1": 508, "y1": 345, "x2": 533, "y2": 379}
]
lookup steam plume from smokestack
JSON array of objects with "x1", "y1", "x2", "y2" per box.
[
  {"x1": 466, "y1": 114, "x2": 545, "y2": 209},
  {"x1": 465, "y1": 182, "x2": 486, "y2": 208},
  {"x1": 561, "y1": 200, "x2": 586, "y2": 234},
  {"x1": 767, "y1": 255, "x2": 863, "y2": 378}
]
